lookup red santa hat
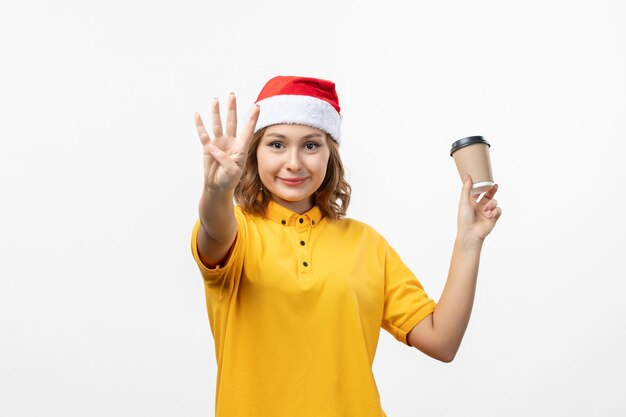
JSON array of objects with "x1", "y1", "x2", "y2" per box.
[{"x1": 254, "y1": 76, "x2": 343, "y2": 143}]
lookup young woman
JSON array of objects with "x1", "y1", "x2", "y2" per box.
[{"x1": 191, "y1": 76, "x2": 502, "y2": 417}]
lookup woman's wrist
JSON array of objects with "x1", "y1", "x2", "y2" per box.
[
  {"x1": 454, "y1": 233, "x2": 484, "y2": 254},
  {"x1": 202, "y1": 185, "x2": 235, "y2": 200}
]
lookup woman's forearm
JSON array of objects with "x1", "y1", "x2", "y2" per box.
[
  {"x1": 431, "y1": 237, "x2": 483, "y2": 360},
  {"x1": 196, "y1": 188, "x2": 238, "y2": 266},
  {"x1": 199, "y1": 188, "x2": 237, "y2": 243}
]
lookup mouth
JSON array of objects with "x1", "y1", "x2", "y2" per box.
[{"x1": 279, "y1": 177, "x2": 309, "y2": 186}]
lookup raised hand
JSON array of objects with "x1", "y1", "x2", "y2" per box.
[
  {"x1": 457, "y1": 175, "x2": 502, "y2": 246},
  {"x1": 195, "y1": 93, "x2": 260, "y2": 193}
]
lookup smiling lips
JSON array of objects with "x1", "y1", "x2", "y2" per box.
[{"x1": 279, "y1": 177, "x2": 309, "y2": 186}]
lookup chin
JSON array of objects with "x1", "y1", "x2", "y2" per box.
[{"x1": 278, "y1": 192, "x2": 314, "y2": 203}]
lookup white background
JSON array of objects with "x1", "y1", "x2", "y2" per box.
[{"x1": 1, "y1": 0, "x2": 625, "y2": 416}]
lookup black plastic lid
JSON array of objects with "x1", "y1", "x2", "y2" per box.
[{"x1": 450, "y1": 136, "x2": 490, "y2": 156}]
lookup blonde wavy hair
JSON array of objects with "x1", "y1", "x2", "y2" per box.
[{"x1": 234, "y1": 127, "x2": 351, "y2": 220}]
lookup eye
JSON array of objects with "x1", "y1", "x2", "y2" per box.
[
  {"x1": 304, "y1": 142, "x2": 320, "y2": 150},
  {"x1": 269, "y1": 142, "x2": 284, "y2": 149}
]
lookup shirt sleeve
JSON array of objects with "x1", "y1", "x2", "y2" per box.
[
  {"x1": 381, "y1": 243, "x2": 437, "y2": 346},
  {"x1": 190, "y1": 206, "x2": 247, "y2": 300}
]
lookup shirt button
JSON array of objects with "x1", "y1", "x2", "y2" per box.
[
  {"x1": 311, "y1": 220, "x2": 315, "y2": 225},
  {"x1": 303, "y1": 261, "x2": 308, "y2": 267},
  {"x1": 299, "y1": 218, "x2": 304, "y2": 224},
  {"x1": 300, "y1": 241, "x2": 305, "y2": 246},
  {"x1": 281, "y1": 220, "x2": 286, "y2": 225}
]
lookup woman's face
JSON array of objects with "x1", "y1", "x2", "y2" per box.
[{"x1": 257, "y1": 124, "x2": 331, "y2": 214}]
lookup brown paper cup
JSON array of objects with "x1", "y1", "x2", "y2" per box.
[{"x1": 450, "y1": 136, "x2": 494, "y2": 194}]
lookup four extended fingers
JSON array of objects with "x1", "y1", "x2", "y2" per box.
[{"x1": 196, "y1": 95, "x2": 260, "y2": 164}]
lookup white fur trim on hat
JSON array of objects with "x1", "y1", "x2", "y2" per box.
[{"x1": 254, "y1": 94, "x2": 342, "y2": 143}]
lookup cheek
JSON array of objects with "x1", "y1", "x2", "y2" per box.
[
  {"x1": 256, "y1": 152, "x2": 285, "y2": 190},
  {"x1": 312, "y1": 153, "x2": 330, "y2": 179},
  {"x1": 256, "y1": 149, "x2": 274, "y2": 175}
]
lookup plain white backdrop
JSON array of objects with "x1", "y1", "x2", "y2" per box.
[{"x1": 1, "y1": 0, "x2": 625, "y2": 416}]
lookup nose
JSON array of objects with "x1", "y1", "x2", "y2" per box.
[{"x1": 286, "y1": 148, "x2": 302, "y2": 172}]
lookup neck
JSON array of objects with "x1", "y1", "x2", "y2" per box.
[{"x1": 269, "y1": 195, "x2": 314, "y2": 214}]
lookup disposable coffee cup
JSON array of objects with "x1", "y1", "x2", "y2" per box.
[{"x1": 450, "y1": 136, "x2": 494, "y2": 194}]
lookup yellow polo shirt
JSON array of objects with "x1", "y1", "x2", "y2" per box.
[{"x1": 190, "y1": 200, "x2": 436, "y2": 417}]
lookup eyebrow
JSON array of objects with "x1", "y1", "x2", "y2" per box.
[{"x1": 265, "y1": 132, "x2": 324, "y2": 139}]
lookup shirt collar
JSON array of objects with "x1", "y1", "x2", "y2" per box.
[{"x1": 264, "y1": 199, "x2": 323, "y2": 227}]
